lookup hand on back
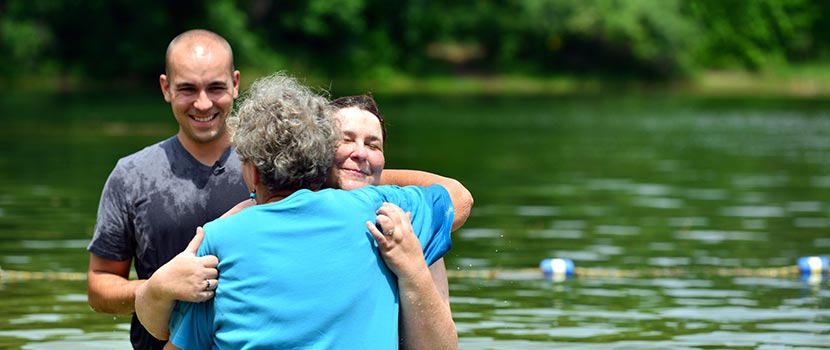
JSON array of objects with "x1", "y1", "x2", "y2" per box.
[
  {"x1": 152, "y1": 227, "x2": 218, "y2": 302},
  {"x1": 366, "y1": 202, "x2": 428, "y2": 281}
]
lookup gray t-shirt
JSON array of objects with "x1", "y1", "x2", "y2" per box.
[{"x1": 87, "y1": 135, "x2": 247, "y2": 350}]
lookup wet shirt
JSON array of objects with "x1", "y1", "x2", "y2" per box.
[{"x1": 87, "y1": 135, "x2": 248, "y2": 350}]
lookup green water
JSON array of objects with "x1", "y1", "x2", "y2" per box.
[{"x1": 1, "y1": 92, "x2": 829, "y2": 349}]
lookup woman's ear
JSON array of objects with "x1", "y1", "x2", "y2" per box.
[
  {"x1": 249, "y1": 162, "x2": 260, "y2": 187},
  {"x1": 241, "y1": 160, "x2": 260, "y2": 189}
]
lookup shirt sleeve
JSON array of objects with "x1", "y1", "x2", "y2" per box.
[
  {"x1": 169, "y1": 300, "x2": 214, "y2": 350},
  {"x1": 87, "y1": 161, "x2": 136, "y2": 261},
  {"x1": 396, "y1": 184, "x2": 454, "y2": 265}
]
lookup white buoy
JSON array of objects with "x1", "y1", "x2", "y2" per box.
[{"x1": 539, "y1": 258, "x2": 575, "y2": 281}]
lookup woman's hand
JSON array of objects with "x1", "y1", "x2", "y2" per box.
[
  {"x1": 365, "y1": 202, "x2": 428, "y2": 280},
  {"x1": 135, "y1": 227, "x2": 218, "y2": 340},
  {"x1": 148, "y1": 227, "x2": 219, "y2": 302},
  {"x1": 366, "y1": 203, "x2": 457, "y2": 350}
]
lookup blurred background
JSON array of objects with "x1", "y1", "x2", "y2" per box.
[{"x1": 2, "y1": 0, "x2": 830, "y2": 96}]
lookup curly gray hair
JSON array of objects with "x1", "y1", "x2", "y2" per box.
[{"x1": 228, "y1": 72, "x2": 338, "y2": 192}]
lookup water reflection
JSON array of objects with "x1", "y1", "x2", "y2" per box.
[
  {"x1": 2, "y1": 94, "x2": 829, "y2": 349},
  {"x1": 451, "y1": 273, "x2": 828, "y2": 348}
]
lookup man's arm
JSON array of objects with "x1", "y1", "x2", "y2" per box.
[
  {"x1": 135, "y1": 228, "x2": 217, "y2": 340},
  {"x1": 87, "y1": 254, "x2": 143, "y2": 315},
  {"x1": 380, "y1": 169, "x2": 473, "y2": 231}
]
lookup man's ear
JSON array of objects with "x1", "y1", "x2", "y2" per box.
[
  {"x1": 160, "y1": 74, "x2": 172, "y2": 103},
  {"x1": 231, "y1": 70, "x2": 241, "y2": 99}
]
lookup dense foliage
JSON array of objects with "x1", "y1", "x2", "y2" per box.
[{"x1": 2, "y1": 0, "x2": 828, "y2": 88}]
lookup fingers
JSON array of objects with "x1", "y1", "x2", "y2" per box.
[
  {"x1": 375, "y1": 202, "x2": 405, "y2": 220},
  {"x1": 375, "y1": 213, "x2": 395, "y2": 233},
  {"x1": 369, "y1": 203, "x2": 411, "y2": 246},
  {"x1": 185, "y1": 227, "x2": 206, "y2": 254},
  {"x1": 199, "y1": 254, "x2": 219, "y2": 269},
  {"x1": 378, "y1": 203, "x2": 411, "y2": 228},
  {"x1": 366, "y1": 220, "x2": 387, "y2": 243},
  {"x1": 204, "y1": 278, "x2": 218, "y2": 291},
  {"x1": 376, "y1": 203, "x2": 406, "y2": 230},
  {"x1": 192, "y1": 278, "x2": 219, "y2": 303},
  {"x1": 200, "y1": 266, "x2": 219, "y2": 281}
]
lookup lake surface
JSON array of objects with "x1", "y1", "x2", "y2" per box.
[{"x1": 1, "y1": 92, "x2": 829, "y2": 349}]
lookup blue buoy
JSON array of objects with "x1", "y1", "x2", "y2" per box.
[
  {"x1": 539, "y1": 258, "x2": 574, "y2": 281},
  {"x1": 798, "y1": 256, "x2": 828, "y2": 276}
]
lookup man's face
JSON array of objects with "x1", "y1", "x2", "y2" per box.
[
  {"x1": 161, "y1": 43, "x2": 239, "y2": 145},
  {"x1": 326, "y1": 107, "x2": 386, "y2": 190}
]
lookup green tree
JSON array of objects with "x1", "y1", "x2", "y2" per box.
[{"x1": 686, "y1": 0, "x2": 819, "y2": 70}]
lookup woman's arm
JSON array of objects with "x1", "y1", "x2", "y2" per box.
[
  {"x1": 366, "y1": 203, "x2": 457, "y2": 350},
  {"x1": 380, "y1": 169, "x2": 473, "y2": 232}
]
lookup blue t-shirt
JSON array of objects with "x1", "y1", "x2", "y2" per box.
[{"x1": 170, "y1": 185, "x2": 453, "y2": 350}]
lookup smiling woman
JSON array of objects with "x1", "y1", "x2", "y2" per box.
[{"x1": 326, "y1": 94, "x2": 387, "y2": 190}]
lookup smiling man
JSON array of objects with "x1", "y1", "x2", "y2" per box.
[{"x1": 86, "y1": 29, "x2": 248, "y2": 350}]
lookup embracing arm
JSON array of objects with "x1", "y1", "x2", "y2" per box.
[
  {"x1": 87, "y1": 254, "x2": 144, "y2": 315},
  {"x1": 135, "y1": 277, "x2": 176, "y2": 340},
  {"x1": 135, "y1": 228, "x2": 218, "y2": 340},
  {"x1": 380, "y1": 169, "x2": 473, "y2": 232},
  {"x1": 133, "y1": 200, "x2": 246, "y2": 341},
  {"x1": 398, "y1": 260, "x2": 456, "y2": 350},
  {"x1": 368, "y1": 204, "x2": 457, "y2": 350}
]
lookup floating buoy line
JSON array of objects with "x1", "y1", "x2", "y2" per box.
[
  {"x1": 0, "y1": 269, "x2": 87, "y2": 281},
  {"x1": 446, "y1": 256, "x2": 829, "y2": 282},
  {"x1": 1, "y1": 257, "x2": 827, "y2": 282}
]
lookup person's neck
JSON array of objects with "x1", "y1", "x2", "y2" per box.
[
  {"x1": 259, "y1": 189, "x2": 297, "y2": 204},
  {"x1": 177, "y1": 133, "x2": 231, "y2": 166}
]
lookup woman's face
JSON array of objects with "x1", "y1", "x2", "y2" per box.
[{"x1": 326, "y1": 107, "x2": 386, "y2": 190}]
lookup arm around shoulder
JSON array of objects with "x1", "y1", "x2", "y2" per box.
[{"x1": 380, "y1": 169, "x2": 473, "y2": 231}]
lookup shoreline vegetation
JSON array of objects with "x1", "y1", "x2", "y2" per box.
[
  {"x1": 288, "y1": 64, "x2": 830, "y2": 98},
  {"x1": 6, "y1": 2, "x2": 828, "y2": 101},
  {"x1": 8, "y1": 66, "x2": 830, "y2": 99}
]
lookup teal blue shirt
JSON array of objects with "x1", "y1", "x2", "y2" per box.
[{"x1": 169, "y1": 185, "x2": 453, "y2": 350}]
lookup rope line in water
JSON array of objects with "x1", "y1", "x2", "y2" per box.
[
  {"x1": 445, "y1": 265, "x2": 803, "y2": 280},
  {"x1": 1, "y1": 257, "x2": 826, "y2": 282},
  {"x1": 0, "y1": 269, "x2": 87, "y2": 281},
  {"x1": 448, "y1": 256, "x2": 828, "y2": 281}
]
